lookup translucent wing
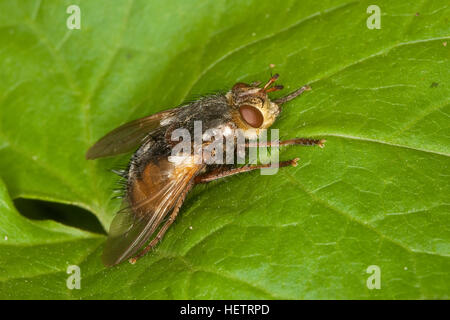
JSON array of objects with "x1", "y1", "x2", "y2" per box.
[
  {"x1": 86, "y1": 109, "x2": 176, "y2": 159},
  {"x1": 102, "y1": 156, "x2": 204, "y2": 266}
]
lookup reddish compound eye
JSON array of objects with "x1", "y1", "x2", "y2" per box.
[
  {"x1": 239, "y1": 105, "x2": 264, "y2": 128},
  {"x1": 232, "y1": 82, "x2": 249, "y2": 90}
]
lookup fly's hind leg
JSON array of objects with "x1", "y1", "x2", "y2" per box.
[
  {"x1": 194, "y1": 158, "x2": 299, "y2": 184},
  {"x1": 128, "y1": 183, "x2": 193, "y2": 264}
]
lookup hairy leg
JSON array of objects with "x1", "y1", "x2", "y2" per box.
[
  {"x1": 195, "y1": 158, "x2": 299, "y2": 184},
  {"x1": 245, "y1": 138, "x2": 326, "y2": 148},
  {"x1": 274, "y1": 85, "x2": 311, "y2": 105}
]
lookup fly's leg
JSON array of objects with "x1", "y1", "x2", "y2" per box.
[
  {"x1": 246, "y1": 138, "x2": 326, "y2": 148},
  {"x1": 274, "y1": 85, "x2": 311, "y2": 105},
  {"x1": 194, "y1": 158, "x2": 299, "y2": 184},
  {"x1": 128, "y1": 183, "x2": 192, "y2": 264}
]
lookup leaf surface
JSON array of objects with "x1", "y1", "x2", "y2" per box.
[{"x1": 0, "y1": 0, "x2": 448, "y2": 299}]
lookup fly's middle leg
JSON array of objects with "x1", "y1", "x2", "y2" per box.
[{"x1": 245, "y1": 138, "x2": 326, "y2": 148}]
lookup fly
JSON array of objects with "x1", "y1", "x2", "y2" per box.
[{"x1": 86, "y1": 74, "x2": 325, "y2": 266}]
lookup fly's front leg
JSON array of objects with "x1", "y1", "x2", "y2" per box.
[
  {"x1": 274, "y1": 85, "x2": 311, "y2": 105},
  {"x1": 246, "y1": 138, "x2": 326, "y2": 148},
  {"x1": 195, "y1": 158, "x2": 299, "y2": 184}
]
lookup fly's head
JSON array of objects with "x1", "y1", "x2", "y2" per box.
[{"x1": 226, "y1": 74, "x2": 284, "y2": 132}]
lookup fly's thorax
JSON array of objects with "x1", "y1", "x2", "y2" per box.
[{"x1": 226, "y1": 83, "x2": 281, "y2": 137}]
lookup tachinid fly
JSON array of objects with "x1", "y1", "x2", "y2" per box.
[{"x1": 86, "y1": 74, "x2": 325, "y2": 266}]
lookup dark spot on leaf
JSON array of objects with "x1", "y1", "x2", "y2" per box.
[{"x1": 430, "y1": 82, "x2": 439, "y2": 88}]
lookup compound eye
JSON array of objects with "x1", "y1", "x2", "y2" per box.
[
  {"x1": 232, "y1": 82, "x2": 249, "y2": 91},
  {"x1": 239, "y1": 105, "x2": 264, "y2": 128}
]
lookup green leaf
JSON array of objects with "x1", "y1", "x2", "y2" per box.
[{"x1": 0, "y1": 0, "x2": 448, "y2": 299}]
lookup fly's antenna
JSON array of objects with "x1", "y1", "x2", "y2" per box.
[
  {"x1": 260, "y1": 73, "x2": 284, "y2": 93},
  {"x1": 265, "y1": 85, "x2": 284, "y2": 93},
  {"x1": 273, "y1": 85, "x2": 311, "y2": 105},
  {"x1": 262, "y1": 73, "x2": 279, "y2": 91}
]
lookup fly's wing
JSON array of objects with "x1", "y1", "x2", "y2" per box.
[
  {"x1": 86, "y1": 109, "x2": 177, "y2": 159},
  {"x1": 102, "y1": 155, "x2": 204, "y2": 266}
]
